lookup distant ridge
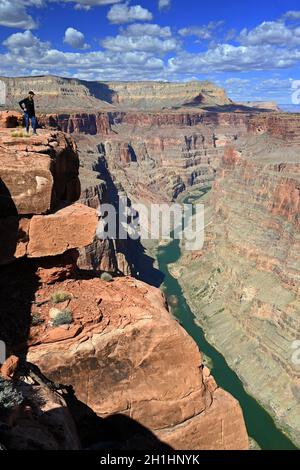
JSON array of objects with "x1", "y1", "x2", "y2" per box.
[{"x1": 0, "y1": 75, "x2": 233, "y2": 112}]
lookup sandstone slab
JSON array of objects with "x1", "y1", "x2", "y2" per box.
[
  {"x1": 27, "y1": 277, "x2": 249, "y2": 450},
  {"x1": 27, "y1": 203, "x2": 98, "y2": 258}
]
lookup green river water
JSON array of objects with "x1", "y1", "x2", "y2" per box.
[{"x1": 155, "y1": 187, "x2": 298, "y2": 450}]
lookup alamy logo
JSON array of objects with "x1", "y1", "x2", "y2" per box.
[
  {"x1": 291, "y1": 81, "x2": 300, "y2": 105},
  {"x1": 292, "y1": 340, "x2": 300, "y2": 365},
  {"x1": 0, "y1": 80, "x2": 6, "y2": 106},
  {"x1": 96, "y1": 197, "x2": 205, "y2": 251}
]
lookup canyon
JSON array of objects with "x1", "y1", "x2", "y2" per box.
[
  {"x1": 0, "y1": 97, "x2": 249, "y2": 450},
  {"x1": 1, "y1": 75, "x2": 300, "y2": 450}
]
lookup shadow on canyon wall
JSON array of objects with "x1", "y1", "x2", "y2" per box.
[
  {"x1": 202, "y1": 104, "x2": 274, "y2": 113},
  {"x1": 93, "y1": 151, "x2": 164, "y2": 287},
  {"x1": 0, "y1": 259, "x2": 39, "y2": 360},
  {"x1": 0, "y1": 179, "x2": 37, "y2": 359},
  {"x1": 64, "y1": 385, "x2": 173, "y2": 451},
  {"x1": 84, "y1": 81, "x2": 116, "y2": 105}
]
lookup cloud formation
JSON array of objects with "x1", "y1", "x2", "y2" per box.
[
  {"x1": 1, "y1": 5, "x2": 300, "y2": 103},
  {"x1": 282, "y1": 10, "x2": 300, "y2": 20},
  {"x1": 179, "y1": 21, "x2": 224, "y2": 40},
  {"x1": 239, "y1": 21, "x2": 300, "y2": 46},
  {"x1": 158, "y1": 0, "x2": 171, "y2": 11},
  {"x1": 56, "y1": 0, "x2": 123, "y2": 9},
  {"x1": 64, "y1": 27, "x2": 89, "y2": 49},
  {"x1": 107, "y1": 3, "x2": 153, "y2": 24},
  {"x1": 0, "y1": 0, "x2": 42, "y2": 29}
]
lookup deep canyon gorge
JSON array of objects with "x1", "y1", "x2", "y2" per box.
[{"x1": 0, "y1": 76, "x2": 299, "y2": 450}]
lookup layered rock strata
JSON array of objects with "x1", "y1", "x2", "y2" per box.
[
  {"x1": 1, "y1": 75, "x2": 232, "y2": 112},
  {"x1": 174, "y1": 137, "x2": 300, "y2": 446},
  {"x1": 0, "y1": 114, "x2": 249, "y2": 450}
]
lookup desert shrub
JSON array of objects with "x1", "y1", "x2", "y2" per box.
[
  {"x1": 31, "y1": 314, "x2": 44, "y2": 326},
  {"x1": 100, "y1": 272, "x2": 113, "y2": 282},
  {"x1": 51, "y1": 291, "x2": 71, "y2": 304},
  {"x1": 11, "y1": 131, "x2": 30, "y2": 138},
  {"x1": 0, "y1": 378, "x2": 23, "y2": 412},
  {"x1": 52, "y1": 309, "x2": 73, "y2": 326}
]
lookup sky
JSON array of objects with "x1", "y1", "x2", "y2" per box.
[{"x1": 0, "y1": 0, "x2": 300, "y2": 103}]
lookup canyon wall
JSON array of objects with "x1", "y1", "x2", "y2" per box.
[
  {"x1": 0, "y1": 114, "x2": 249, "y2": 450},
  {"x1": 1, "y1": 75, "x2": 233, "y2": 112},
  {"x1": 174, "y1": 136, "x2": 300, "y2": 446},
  {"x1": 68, "y1": 110, "x2": 250, "y2": 203}
]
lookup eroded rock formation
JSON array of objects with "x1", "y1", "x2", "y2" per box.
[
  {"x1": 174, "y1": 135, "x2": 300, "y2": 446},
  {"x1": 1, "y1": 75, "x2": 232, "y2": 112},
  {"x1": 25, "y1": 276, "x2": 248, "y2": 450},
  {"x1": 0, "y1": 112, "x2": 249, "y2": 450}
]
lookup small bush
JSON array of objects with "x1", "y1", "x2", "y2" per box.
[
  {"x1": 11, "y1": 131, "x2": 30, "y2": 138},
  {"x1": 0, "y1": 378, "x2": 23, "y2": 412},
  {"x1": 52, "y1": 309, "x2": 73, "y2": 327},
  {"x1": 31, "y1": 314, "x2": 44, "y2": 326},
  {"x1": 51, "y1": 291, "x2": 72, "y2": 304},
  {"x1": 100, "y1": 272, "x2": 113, "y2": 282}
]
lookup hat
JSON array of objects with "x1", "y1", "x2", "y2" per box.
[{"x1": 28, "y1": 90, "x2": 35, "y2": 95}]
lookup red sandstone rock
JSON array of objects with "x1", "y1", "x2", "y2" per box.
[
  {"x1": 0, "y1": 148, "x2": 54, "y2": 215},
  {"x1": 27, "y1": 277, "x2": 249, "y2": 450},
  {"x1": 39, "y1": 113, "x2": 112, "y2": 135},
  {"x1": 0, "y1": 128, "x2": 80, "y2": 216},
  {"x1": 36, "y1": 250, "x2": 79, "y2": 284},
  {"x1": 0, "y1": 205, "x2": 97, "y2": 264},
  {"x1": 27, "y1": 203, "x2": 98, "y2": 258},
  {"x1": 0, "y1": 355, "x2": 19, "y2": 380}
]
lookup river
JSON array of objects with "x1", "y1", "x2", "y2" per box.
[{"x1": 155, "y1": 186, "x2": 298, "y2": 450}]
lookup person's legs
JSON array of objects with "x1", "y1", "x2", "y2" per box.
[
  {"x1": 24, "y1": 113, "x2": 29, "y2": 133},
  {"x1": 31, "y1": 116, "x2": 37, "y2": 134}
]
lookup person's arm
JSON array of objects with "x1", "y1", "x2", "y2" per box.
[{"x1": 19, "y1": 99, "x2": 27, "y2": 112}]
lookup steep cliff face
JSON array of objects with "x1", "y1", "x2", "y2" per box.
[
  {"x1": 39, "y1": 113, "x2": 112, "y2": 135},
  {"x1": 103, "y1": 80, "x2": 232, "y2": 109},
  {"x1": 174, "y1": 136, "x2": 300, "y2": 446},
  {"x1": 0, "y1": 127, "x2": 96, "y2": 265},
  {"x1": 249, "y1": 113, "x2": 300, "y2": 145},
  {"x1": 26, "y1": 276, "x2": 248, "y2": 450},
  {"x1": 0, "y1": 112, "x2": 249, "y2": 450},
  {"x1": 2, "y1": 75, "x2": 232, "y2": 112}
]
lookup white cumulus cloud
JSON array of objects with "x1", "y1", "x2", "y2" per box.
[
  {"x1": 158, "y1": 0, "x2": 171, "y2": 11},
  {"x1": 122, "y1": 23, "x2": 172, "y2": 38},
  {"x1": 107, "y1": 3, "x2": 153, "y2": 24},
  {"x1": 0, "y1": 0, "x2": 42, "y2": 29},
  {"x1": 64, "y1": 27, "x2": 89, "y2": 49},
  {"x1": 179, "y1": 21, "x2": 224, "y2": 40},
  {"x1": 239, "y1": 21, "x2": 300, "y2": 46},
  {"x1": 102, "y1": 34, "x2": 178, "y2": 53},
  {"x1": 282, "y1": 10, "x2": 300, "y2": 20},
  {"x1": 53, "y1": 0, "x2": 123, "y2": 10},
  {"x1": 168, "y1": 43, "x2": 300, "y2": 74}
]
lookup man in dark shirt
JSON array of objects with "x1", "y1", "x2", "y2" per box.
[{"x1": 19, "y1": 91, "x2": 37, "y2": 134}]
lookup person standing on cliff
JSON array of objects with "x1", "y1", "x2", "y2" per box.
[{"x1": 19, "y1": 91, "x2": 37, "y2": 135}]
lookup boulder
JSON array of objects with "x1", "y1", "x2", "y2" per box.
[
  {"x1": 27, "y1": 203, "x2": 98, "y2": 258},
  {"x1": 27, "y1": 277, "x2": 249, "y2": 450}
]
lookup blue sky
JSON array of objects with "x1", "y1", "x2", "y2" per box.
[{"x1": 0, "y1": 0, "x2": 300, "y2": 103}]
